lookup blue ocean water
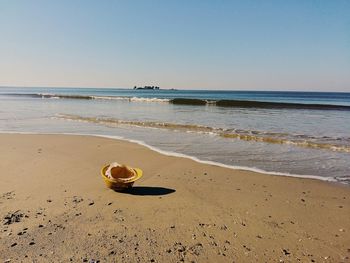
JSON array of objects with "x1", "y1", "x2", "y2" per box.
[{"x1": 1, "y1": 87, "x2": 350, "y2": 184}]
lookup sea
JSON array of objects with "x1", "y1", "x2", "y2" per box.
[{"x1": 1, "y1": 87, "x2": 350, "y2": 185}]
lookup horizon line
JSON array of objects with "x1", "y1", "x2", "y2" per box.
[{"x1": 0, "y1": 85, "x2": 350, "y2": 93}]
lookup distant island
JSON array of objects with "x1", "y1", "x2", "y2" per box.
[{"x1": 133, "y1": 86, "x2": 160, "y2": 90}]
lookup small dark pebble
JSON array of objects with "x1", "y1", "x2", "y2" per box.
[
  {"x1": 11, "y1": 242, "x2": 17, "y2": 247},
  {"x1": 89, "y1": 201, "x2": 94, "y2": 206},
  {"x1": 29, "y1": 242, "x2": 35, "y2": 245},
  {"x1": 221, "y1": 225, "x2": 228, "y2": 230},
  {"x1": 38, "y1": 224, "x2": 44, "y2": 228},
  {"x1": 283, "y1": 249, "x2": 291, "y2": 255},
  {"x1": 170, "y1": 225, "x2": 175, "y2": 229},
  {"x1": 107, "y1": 202, "x2": 112, "y2": 206},
  {"x1": 243, "y1": 245, "x2": 251, "y2": 251},
  {"x1": 47, "y1": 199, "x2": 52, "y2": 203},
  {"x1": 301, "y1": 199, "x2": 305, "y2": 202}
]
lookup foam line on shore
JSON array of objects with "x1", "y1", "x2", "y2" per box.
[
  {"x1": 0, "y1": 131, "x2": 338, "y2": 184},
  {"x1": 55, "y1": 114, "x2": 350, "y2": 153}
]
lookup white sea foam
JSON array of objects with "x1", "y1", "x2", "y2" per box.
[
  {"x1": 34, "y1": 93, "x2": 171, "y2": 103},
  {"x1": 90, "y1": 95, "x2": 169, "y2": 103},
  {"x1": 0, "y1": 131, "x2": 338, "y2": 184}
]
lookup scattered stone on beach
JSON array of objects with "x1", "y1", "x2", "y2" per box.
[
  {"x1": 72, "y1": 196, "x2": 84, "y2": 204},
  {"x1": 17, "y1": 231, "x2": 25, "y2": 235},
  {"x1": 29, "y1": 241, "x2": 35, "y2": 245},
  {"x1": 88, "y1": 201, "x2": 94, "y2": 206},
  {"x1": 220, "y1": 225, "x2": 228, "y2": 230},
  {"x1": 47, "y1": 199, "x2": 52, "y2": 203},
  {"x1": 283, "y1": 249, "x2": 291, "y2": 255},
  {"x1": 188, "y1": 243, "x2": 203, "y2": 256},
  {"x1": 174, "y1": 242, "x2": 186, "y2": 253},
  {"x1": 10, "y1": 243, "x2": 17, "y2": 247},
  {"x1": 3, "y1": 211, "x2": 25, "y2": 225},
  {"x1": 243, "y1": 245, "x2": 251, "y2": 251},
  {"x1": 1, "y1": 191, "x2": 15, "y2": 200}
]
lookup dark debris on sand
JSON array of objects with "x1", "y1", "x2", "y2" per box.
[{"x1": 3, "y1": 210, "x2": 26, "y2": 225}]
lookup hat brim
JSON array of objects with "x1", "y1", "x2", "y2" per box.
[{"x1": 101, "y1": 165, "x2": 143, "y2": 183}]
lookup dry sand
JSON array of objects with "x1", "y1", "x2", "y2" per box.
[{"x1": 0, "y1": 134, "x2": 349, "y2": 262}]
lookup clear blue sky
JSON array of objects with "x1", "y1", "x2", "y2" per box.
[{"x1": 0, "y1": 0, "x2": 349, "y2": 91}]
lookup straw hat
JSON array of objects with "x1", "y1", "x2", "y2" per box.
[{"x1": 101, "y1": 163, "x2": 142, "y2": 191}]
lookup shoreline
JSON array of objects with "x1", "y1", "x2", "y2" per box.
[
  {"x1": 1, "y1": 133, "x2": 349, "y2": 262},
  {"x1": 0, "y1": 131, "x2": 339, "y2": 185}
]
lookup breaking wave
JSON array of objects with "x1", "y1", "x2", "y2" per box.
[
  {"x1": 2, "y1": 93, "x2": 170, "y2": 103},
  {"x1": 55, "y1": 114, "x2": 350, "y2": 153},
  {"x1": 3, "y1": 93, "x2": 350, "y2": 110}
]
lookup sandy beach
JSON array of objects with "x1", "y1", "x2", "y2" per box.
[{"x1": 0, "y1": 133, "x2": 349, "y2": 262}]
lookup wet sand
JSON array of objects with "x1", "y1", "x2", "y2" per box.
[{"x1": 0, "y1": 134, "x2": 349, "y2": 262}]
